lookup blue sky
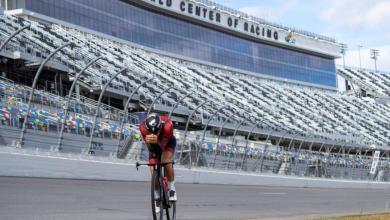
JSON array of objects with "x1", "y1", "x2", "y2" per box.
[{"x1": 212, "y1": 0, "x2": 390, "y2": 71}]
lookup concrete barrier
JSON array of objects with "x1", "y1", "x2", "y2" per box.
[{"x1": 1, "y1": 148, "x2": 389, "y2": 189}]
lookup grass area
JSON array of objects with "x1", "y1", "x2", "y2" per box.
[{"x1": 312, "y1": 213, "x2": 390, "y2": 220}]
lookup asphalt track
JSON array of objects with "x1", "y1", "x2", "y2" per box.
[{"x1": 1, "y1": 177, "x2": 390, "y2": 220}]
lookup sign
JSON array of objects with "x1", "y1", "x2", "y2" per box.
[
  {"x1": 139, "y1": 0, "x2": 341, "y2": 57},
  {"x1": 370, "y1": 150, "x2": 380, "y2": 175},
  {"x1": 143, "y1": 0, "x2": 278, "y2": 41}
]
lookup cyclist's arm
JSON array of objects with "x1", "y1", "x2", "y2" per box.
[
  {"x1": 159, "y1": 121, "x2": 174, "y2": 147},
  {"x1": 139, "y1": 124, "x2": 153, "y2": 147}
]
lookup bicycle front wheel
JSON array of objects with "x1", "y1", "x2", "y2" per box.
[
  {"x1": 151, "y1": 171, "x2": 163, "y2": 220},
  {"x1": 165, "y1": 200, "x2": 176, "y2": 220}
]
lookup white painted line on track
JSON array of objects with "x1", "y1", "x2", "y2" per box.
[{"x1": 259, "y1": 192, "x2": 287, "y2": 195}]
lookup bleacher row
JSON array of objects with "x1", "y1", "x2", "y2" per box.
[
  {"x1": 0, "y1": 14, "x2": 389, "y2": 149},
  {"x1": 338, "y1": 67, "x2": 390, "y2": 97},
  {"x1": 0, "y1": 80, "x2": 139, "y2": 138}
]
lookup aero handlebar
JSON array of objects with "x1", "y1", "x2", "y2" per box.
[{"x1": 136, "y1": 161, "x2": 175, "y2": 171}]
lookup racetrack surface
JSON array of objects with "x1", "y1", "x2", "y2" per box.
[{"x1": 0, "y1": 177, "x2": 389, "y2": 220}]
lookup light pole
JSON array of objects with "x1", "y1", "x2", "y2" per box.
[
  {"x1": 254, "y1": 130, "x2": 275, "y2": 172},
  {"x1": 318, "y1": 139, "x2": 329, "y2": 153},
  {"x1": 146, "y1": 87, "x2": 174, "y2": 115},
  {"x1": 168, "y1": 90, "x2": 196, "y2": 121},
  {"x1": 56, "y1": 56, "x2": 103, "y2": 151},
  {"x1": 358, "y1": 45, "x2": 363, "y2": 70},
  {"x1": 19, "y1": 42, "x2": 74, "y2": 147},
  {"x1": 197, "y1": 105, "x2": 230, "y2": 166},
  {"x1": 338, "y1": 143, "x2": 347, "y2": 155},
  {"x1": 370, "y1": 49, "x2": 379, "y2": 72},
  {"x1": 180, "y1": 100, "x2": 210, "y2": 165},
  {"x1": 288, "y1": 132, "x2": 302, "y2": 151},
  {"x1": 215, "y1": 112, "x2": 236, "y2": 147},
  {"x1": 0, "y1": 25, "x2": 30, "y2": 51},
  {"x1": 340, "y1": 43, "x2": 348, "y2": 68},
  {"x1": 346, "y1": 147, "x2": 355, "y2": 155},
  {"x1": 276, "y1": 131, "x2": 289, "y2": 150},
  {"x1": 226, "y1": 115, "x2": 252, "y2": 169},
  {"x1": 329, "y1": 143, "x2": 336, "y2": 154},
  {"x1": 86, "y1": 67, "x2": 128, "y2": 154},
  {"x1": 116, "y1": 77, "x2": 154, "y2": 158},
  {"x1": 213, "y1": 112, "x2": 237, "y2": 167},
  {"x1": 240, "y1": 119, "x2": 266, "y2": 171}
]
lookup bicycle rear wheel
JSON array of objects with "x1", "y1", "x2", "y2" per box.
[{"x1": 151, "y1": 171, "x2": 164, "y2": 220}]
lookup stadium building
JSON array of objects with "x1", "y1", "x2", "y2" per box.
[
  {"x1": 0, "y1": 0, "x2": 390, "y2": 179},
  {"x1": 2, "y1": 0, "x2": 340, "y2": 89}
]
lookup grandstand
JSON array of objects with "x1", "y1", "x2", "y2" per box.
[
  {"x1": 0, "y1": 0, "x2": 389, "y2": 181},
  {"x1": 338, "y1": 66, "x2": 390, "y2": 98}
]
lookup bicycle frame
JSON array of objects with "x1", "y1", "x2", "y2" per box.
[{"x1": 136, "y1": 159, "x2": 176, "y2": 220}]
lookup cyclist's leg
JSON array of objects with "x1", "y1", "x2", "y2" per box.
[
  {"x1": 161, "y1": 150, "x2": 174, "y2": 181},
  {"x1": 149, "y1": 151, "x2": 157, "y2": 176},
  {"x1": 161, "y1": 137, "x2": 176, "y2": 182},
  {"x1": 162, "y1": 137, "x2": 177, "y2": 201}
]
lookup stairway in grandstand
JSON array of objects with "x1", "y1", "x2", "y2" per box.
[
  {"x1": 0, "y1": 14, "x2": 389, "y2": 149},
  {"x1": 117, "y1": 136, "x2": 140, "y2": 159},
  {"x1": 278, "y1": 160, "x2": 290, "y2": 175},
  {"x1": 126, "y1": 141, "x2": 143, "y2": 161}
]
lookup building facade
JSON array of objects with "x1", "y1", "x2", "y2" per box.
[{"x1": 2, "y1": 0, "x2": 340, "y2": 88}]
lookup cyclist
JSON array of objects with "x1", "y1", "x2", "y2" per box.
[{"x1": 140, "y1": 113, "x2": 178, "y2": 205}]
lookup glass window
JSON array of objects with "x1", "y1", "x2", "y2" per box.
[{"x1": 24, "y1": 0, "x2": 337, "y2": 87}]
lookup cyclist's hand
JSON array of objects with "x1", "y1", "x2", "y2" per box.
[{"x1": 145, "y1": 134, "x2": 158, "y2": 144}]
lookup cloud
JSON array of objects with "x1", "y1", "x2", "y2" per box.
[
  {"x1": 238, "y1": 0, "x2": 298, "y2": 22},
  {"x1": 319, "y1": 0, "x2": 390, "y2": 30},
  {"x1": 225, "y1": 0, "x2": 390, "y2": 71},
  {"x1": 336, "y1": 45, "x2": 390, "y2": 72}
]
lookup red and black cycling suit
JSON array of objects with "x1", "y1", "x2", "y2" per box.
[{"x1": 139, "y1": 115, "x2": 176, "y2": 164}]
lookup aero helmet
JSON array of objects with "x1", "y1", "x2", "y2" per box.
[{"x1": 145, "y1": 113, "x2": 162, "y2": 133}]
